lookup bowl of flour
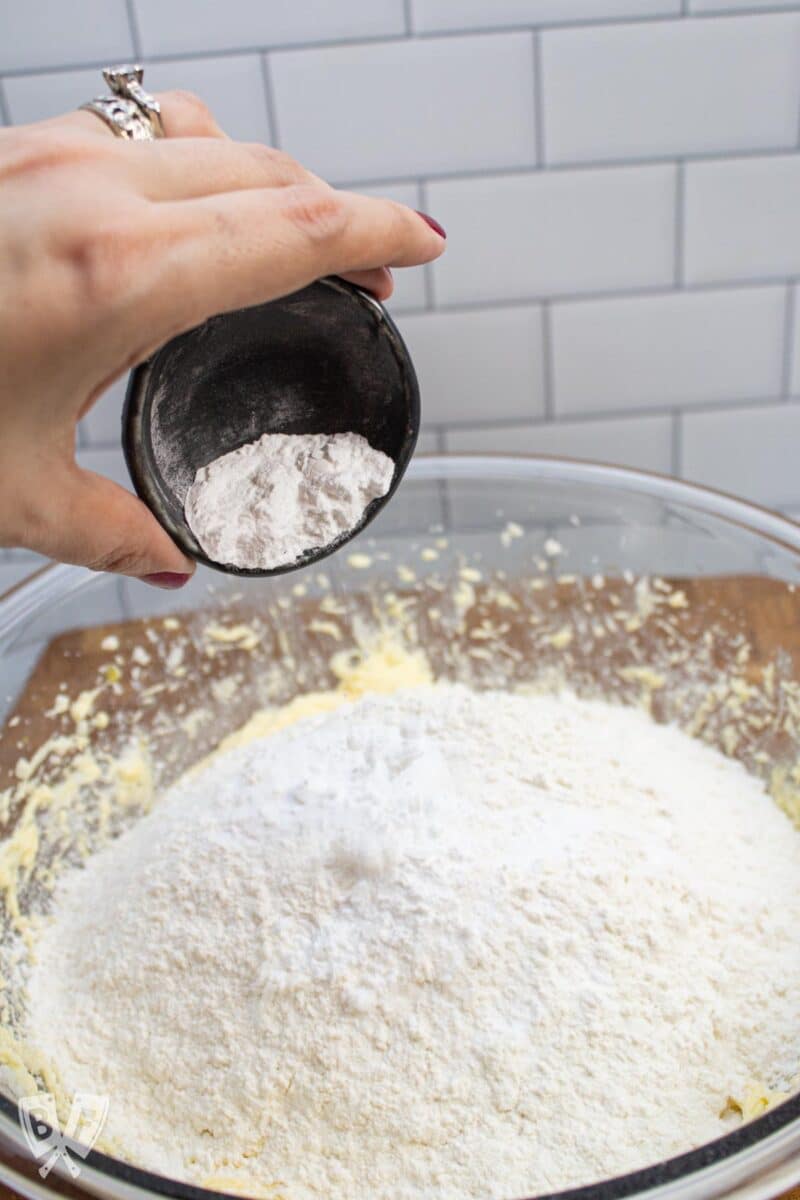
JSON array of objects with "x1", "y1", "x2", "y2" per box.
[
  {"x1": 123, "y1": 276, "x2": 420, "y2": 575},
  {"x1": 1, "y1": 456, "x2": 800, "y2": 1200}
]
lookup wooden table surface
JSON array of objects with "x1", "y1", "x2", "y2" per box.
[{"x1": 1, "y1": 575, "x2": 799, "y2": 1199}]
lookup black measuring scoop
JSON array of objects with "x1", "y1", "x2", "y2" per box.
[{"x1": 123, "y1": 276, "x2": 420, "y2": 577}]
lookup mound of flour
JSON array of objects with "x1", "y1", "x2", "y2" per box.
[
  {"x1": 26, "y1": 685, "x2": 800, "y2": 1198},
  {"x1": 184, "y1": 432, "x2": 394, "y2": 569}
]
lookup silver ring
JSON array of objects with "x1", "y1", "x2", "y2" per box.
[{"x1": 80, "y1": 64, "x2": 164, "y2": 141}]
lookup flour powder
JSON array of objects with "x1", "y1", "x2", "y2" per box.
[
  {"x1": 25, "y1": 685, "x2": 800, "y2": 1198},
  {"x1": 184, "y1": 432, "x2": 394, "y2": 569}
]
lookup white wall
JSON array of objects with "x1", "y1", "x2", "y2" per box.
[{"x1": 2, "y1": 0, "x2": 800, "y2": 589}]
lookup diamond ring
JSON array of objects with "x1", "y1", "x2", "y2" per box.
[{"x1": 80, "y1": 65, "x2": 164, "y2": 141}]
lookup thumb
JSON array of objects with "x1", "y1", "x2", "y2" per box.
[{"x1": 55, "y1": 468, "x2": 195, "y2": 585}]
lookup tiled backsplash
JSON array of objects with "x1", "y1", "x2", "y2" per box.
[{"x1": 3, "y1": 0, "x2": 800, "y2": 582}]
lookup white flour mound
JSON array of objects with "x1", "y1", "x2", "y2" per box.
[
  {"x1": 184, "y1": 431, "x2": 394, "y2": 569},
  {"x1": 26, "y1": 686, "x2": 800, "y2": 1198}
]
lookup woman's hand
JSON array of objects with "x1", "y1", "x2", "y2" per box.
[{"x1": 0, "y1": 92, "x2": 445, "y2": 586}]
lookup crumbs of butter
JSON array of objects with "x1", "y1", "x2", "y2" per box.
[
  {"x1": 70, "y1": 688, "x2": 100, "y2": 726},
  {"x1": 219, "y1": 641, "x2": 431, "y2": 754},
  {"x1": 721, "y1": 1080, "x2": 789, "y2": 1123},
  {"x1": 547, "y1": 627, "x2": 573, "y2": 650},
  {"x1": 500, "y1": 522, "x2": 524, "y2": 548},
  {"x1": 204, "y1": 624, "x2": 260, "y2": 652},
  {"x1": 347, "y1": 553, "x2": 372, "y2": 569},
  {"x1": 201, "y1": 1177, "x2": 283, "y2": 1199},
  {"x1": 308, "y1": 620, "x2": 343, "y2": 641}
]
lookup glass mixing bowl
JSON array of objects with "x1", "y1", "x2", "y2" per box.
[{"x1": 1, "y1": 455, "x2": 800, "y2": 1200}]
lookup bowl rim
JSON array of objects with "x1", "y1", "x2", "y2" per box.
[
  {"x1": 3, "y1": 452, "x2": 800, "y2": 614},
  {"x1": 1, "y1": 452, "x2": 800, "y2": 1200}
]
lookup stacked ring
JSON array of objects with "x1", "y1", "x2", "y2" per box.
[{"x1": 80, "y1": 65, "x2": 164, "y2": 141}]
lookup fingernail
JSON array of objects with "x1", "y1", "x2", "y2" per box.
[
  {"x1": 141, "y1": 572, "x2": 191, "y2": 590},
  {"x1": 416, "y1": 211, "x2": 446, "y2": 239}
]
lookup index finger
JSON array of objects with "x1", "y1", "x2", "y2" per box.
[{"x1": 136, "y1": 184, "x2": 445, "y2": 344}]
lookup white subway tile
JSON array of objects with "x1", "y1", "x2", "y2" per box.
[
  {"x1": 0, "y1": 0, "x2": 133, "y2": 73},
  {"x1": 133, "y1": 0, "x2": 405, "y2": 56},
  {"x1": 685, "y1": 154, "x2": 800, "y2": 283},
  {"x1": 81, "y1": 376, "x2": 128, "y2": 447},
  {"x1": 542, "y1": 14, "x2": 800, "y2": 163},
  {"x1": 269, "y1": 33, "x2": 537, "y2": 182},
  {"x1": 791, "y1": 284, "x2": 800, "y2": 395},
  {"x1": 5, "y1": 57, "x2": 271, "y2": 142},
  {"x1": 681, "y1": 401, "x2": 800, "y2": 507},
  {"x1": 76, "y1": 448, "x2": 134, "y2": 492},
  {"x1": 132, "y1": 57, "x2": 271, "y2": 143},
  {"x1": 4, "y1": 66, "x2": 103, "y2": 125},
  {"x1": 396, "y1": 306, "x2": 545, "y2": 424},
  {"x1": 354, "y1": 183, "x2": 427, "y2": 312},
  {"x1": 690, "y1": 0, "x2": 800, "y2": 10},
  {"x1": 413, "y1": 0, "x2": 679, "y2": 32},
  {"x1": 414, "y1": 431, "x2": 441, "y2": 454},
  {"x1": 429, "y1": 164, "x2": 675, "y2": 304},
  {"x1": 445, "y1": 413, "x2": 673, "y2": 473},
  {"x1": 552, "y1": 286, "x2": 785, "y2": 414}
]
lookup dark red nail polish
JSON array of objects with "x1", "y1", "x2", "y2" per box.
[
  {"x1": 416, "y1": 211, "x2": 446, "y2": 239},
  {"x1": 141, "y1": 572, "x2": 191, "y2": 590}
]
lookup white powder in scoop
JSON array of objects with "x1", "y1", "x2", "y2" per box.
[
  {"x1": 25, "y1": 686, "x2": 800, "y2": 1198},
  {"x1": 184, "y1": 432, "x2": 394, "y2": 569}
]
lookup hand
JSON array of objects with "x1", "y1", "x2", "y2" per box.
[{"x1": 0, "y1": 91, "x2": 445, "y2": 586}]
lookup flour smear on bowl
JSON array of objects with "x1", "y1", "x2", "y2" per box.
[{"x1": 23, "y1": 681, "x2": 800, "y2": 1199}]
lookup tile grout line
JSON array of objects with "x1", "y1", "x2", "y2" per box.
[
  {"x1": 331, "y1": 143, "x2": 800, "y2": 192},
  {"x1": 540, "y1": 303, "x2": 556, "y2": 420},
  {"x1": 673, "y1": 161, "x2": 685, "y2": 286},
  {"x1": 4, "y1": 6, "x2": 800, "y2": 76},
  {"x1": 418, "y1": 180, "x2": 437, "y2": 310},
  {"x1": 671, "y1": 412, "x2": 683, "y2": 477},
  {"x1": 371, "y1": 276, "x2": 795, "y2": 317},
  {"x1": 531, "y1": 30, "x2": 545, "y2": 167},
  {"x1": 2, "y1": 53, "x2": 799, "y2": 175},
  {"x1": 117, "y1": 577, "x2": 134, "y2": 621},
  {"x1": 438, "y1": 475, "x2": 454, "y2": 529},
  {"x1": 80, "y1": 385, "x2": 799, "y2": 449},
  {"x1": 259, "y1": 53, "x2": 281, "y2": 147},
  {"x1": 264, "y1": 273, "x2": 798, "y2": 324},
  {"x1": 402, "y1": 0, "x2": 414, "y2": 36},
  {"x1": 781, "y1": 283, "x2": 796, "y2": 397},
  {"x1": 124, "y1": 0, "x2": 143, "y2": 60},
  {"x1": 413, "y1": 391, "x2": 794, "y2": 431}
]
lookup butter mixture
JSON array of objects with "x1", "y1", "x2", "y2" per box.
[{"x1": 20, "y1": 679, "x2": 800, "y2": 1199}]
